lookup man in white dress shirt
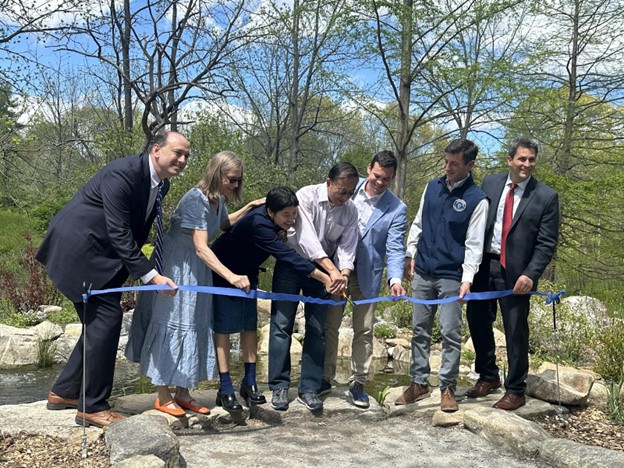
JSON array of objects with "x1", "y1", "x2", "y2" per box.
[
  {"x1": 322, "y1": 151, "x2": 407, "y2": 409},
  {"x1": 268, "y1": 162, "x2": 359, "y2": 412},
  {"x1": 395, "y1": 139, "x2": 488, "y2": 412}
]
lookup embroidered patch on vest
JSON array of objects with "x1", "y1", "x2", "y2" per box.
[{"x1": 453, "y1": 199, "x2": 467, "y2": 212}]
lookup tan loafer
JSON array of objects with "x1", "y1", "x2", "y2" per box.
[
  {"x1": 75, "y1": 409, "x2": 126, "y2": 428},
  {"x1": 47, "y1": 391, "x2": 79, "y2": 410}
]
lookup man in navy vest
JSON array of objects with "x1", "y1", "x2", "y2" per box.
[{"x1": 395, "y1": 138, "x2": 488, "y2": 412}]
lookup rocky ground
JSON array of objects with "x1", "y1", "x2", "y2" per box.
[
  {"x1": 532, "y1": 406, "x2": 624, "y2": 452},
  {"x1": 0, "y1": 432, "x2": 109, "y2": 467},
  {"x1": 1, "y1": 405, "x2": 622, "y2": 467}
]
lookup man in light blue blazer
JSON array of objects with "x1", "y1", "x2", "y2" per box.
[{"x1": 322, "y1": 151, "x2": 407, "y2": 408}]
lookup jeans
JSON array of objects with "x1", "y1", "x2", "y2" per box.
[
  {"x1": 268, "y1": 261, "x2": 328, "y2": 394},
  {"x1": 409, "y1": 272, "x2": 462, "y2": 391}
]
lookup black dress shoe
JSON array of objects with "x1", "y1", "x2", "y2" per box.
[
  {"x1": 240, "y1": 383, "x2": 267, "y2": 405},
  {"x1": 216, "y1": 390, "x2": 243, "y2": 413}
]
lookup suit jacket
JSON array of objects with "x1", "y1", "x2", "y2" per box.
[
  {"x1": 354, "y1": 178, "x2": 408, "y2": 298},
  {"x1": 36, "y1": 153, "x2": 169, "y2": 302},
  {"x1": 481, "y1": 173, "x2": 559, "y2": 288},
  {"x1": 211, "y1": 205, "x2": 315, "y2": 287}
]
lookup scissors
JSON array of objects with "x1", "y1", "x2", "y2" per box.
[{"x1": 341, "y1": 290, "x2": 355, "y2": 307}]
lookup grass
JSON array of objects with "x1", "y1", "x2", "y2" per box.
[{"x1": 607, "y1": 380, "x2": 624, "y2": 423}]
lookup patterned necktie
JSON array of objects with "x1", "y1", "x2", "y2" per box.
[
  {"x1": 500, "y1": 183, "x2": 517, "y2": 269},
  {"x1": 153, "y1": 182, "x2": 164, "y2": 274}
]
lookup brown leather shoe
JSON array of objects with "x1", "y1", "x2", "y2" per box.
[
  {"x1": 440, "y1": 387, "x2": 458, "y2": 412},
  {"x1": 493, "y1": 393, "x2": 526, "y2": 411},
  {"x1": 465, "y1": 379, "x2": 501, "y2": 398},
  {"x1": 75, "y1": 410, "x2": 126, "y2": 428},
  {"x1": 395, "y1": 382, "x2": 430, "y2": 405},
  {"x1": 47, "y1": 391, "x2": 78, "y2": 410}
]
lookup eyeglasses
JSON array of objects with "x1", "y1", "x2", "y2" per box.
[{"x1": 226, "y1": 176, "x2": 243, "y2": 184}]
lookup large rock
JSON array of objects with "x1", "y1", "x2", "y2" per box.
[
  {"x1": 335, "y1": 327, "x2": 354, "y2": 358},
  {"x1": 560, "y1": 296, "x2": 609, "y2": 327},
  {"x1": 113, "y1": 454, "x2": 166, "y2": 468},
  {"x1": 388, "y1": 344, "x2": 409, "y2": 363},
  {"x1": 539, "y1": 438, "x2": 624, "y2": 467},
  {"x1": 463, "y1": 407, "x2": 552, "y2": 457},
  {"x1": 526, "y1": 368, "x2": 594, "y2": 406},
  {"x1": 33, "y1": 320, "x2": 63, "y2": 340},
  {"x1": 465, "y1": 328, "x2": 506, "y2": 352},
  {"x1": 257, "y1": 323, "x2": 302, "y2": 355},
  {"x1": 106, "y1": 414, "x2": 180, "y2": 467},
  {"x1": 0, "y1": 323, "x2": 39, "y2": 367}
]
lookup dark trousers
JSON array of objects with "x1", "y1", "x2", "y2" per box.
[
  {"x1": 52, "y1": 273, "x2": 125, "y2": 413},
  {"x1": 268, "y1": 261, "x2": 328, "y2": 394},
  {"x1": 466, "y1": 255, "x2": 530, "y2": 396}
]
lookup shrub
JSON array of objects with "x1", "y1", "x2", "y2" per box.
[
  {"x1": 528, "y1": 297, "x2": 597, "y2": 367},
  {"x1": 0, "y1": 234, "x2": 62, "y2": 322},
  {"x1": 607, "y1": 380, "x2": 624, "y2": 424},
  {"x1": 594, "y1": 319, "x2": 624, "y2": 382},
  {"x1": 37, "y1": 339, "x2": 56, "y2": 368},
  {"x1": 374, "y1": 322, "x2": 397, "y2": 339}
]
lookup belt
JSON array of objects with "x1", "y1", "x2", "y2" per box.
[{"x1": 485, "y1": 252, "x2": 500, "y2": 261}]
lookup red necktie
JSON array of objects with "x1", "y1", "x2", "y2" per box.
[{"x1": 500, "y1": 183, "x2": 517, "y2": 269}]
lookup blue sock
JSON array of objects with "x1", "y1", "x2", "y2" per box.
[
  {"x1": 243, "y1": 362, "x2": 257, "y2": 386},
  {"x1": 219, "y1": 372, "x2": 234, "y2": 394}
]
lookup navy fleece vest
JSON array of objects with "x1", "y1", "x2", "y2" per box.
[{"x1": 415, "y1": 174, "x2": 486, "y2": 280}]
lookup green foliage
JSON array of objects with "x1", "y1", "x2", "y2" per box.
[
  {"x1": 0, "y1": 210, "x2": 36, "y2": 262},
  {"x1": 37, "y1": 339, "x2": 56, "y2": 368},
  {"x1": 528, "y1": 295, "x2": 598, "y2": 367},
  {"x1": 383, "y1": 300, "x2": 413, "y2": 329},
  {"x1": 607, "y1": 380, "x2": 624, "y2": 424},
  {"x1": 594, "y1": 319, "x2": 624, "y2": 382},
  {"x1": 46, "y1": 300, "x2": 78, "y2": 325},
  {"x1": 28, "y1": 184, "x2": 77, "y2": 234},
  {"x1": 374, "y1": 323, "x2": 397, "y2": 339},
  {"x1": 0, "y1": 230, "x2": 63, "y2": 326},
  {"x1": 374, "y1": 385, "x2": 391, "y2": 405},
  {"x1": 461, "y1": 348, "x2": 475, "y2": 364}
]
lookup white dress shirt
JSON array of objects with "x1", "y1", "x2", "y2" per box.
[
  {"x1": 287, "y1": 183, "x2": 358, "y2": 272},
  {"x1": 405, "y1": 176, "x2": 488, "y2": 284},
  {"x1": 352, "y1": 182, "x2": 401, "y2": 286},
  {"x1": 488, "y1": 175, "x2": 531, "y2": 255}
]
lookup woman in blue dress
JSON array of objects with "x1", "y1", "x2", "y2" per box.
[
  {"x1": 210, "y1": 187, "x2": 337, "y2": 411},
  {"x1": 126, "y1": 151, "x2": 263, "y2": 417}
]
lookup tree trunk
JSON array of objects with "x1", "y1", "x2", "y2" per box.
[{"x1": 393, "y1": 0, "x2": 413, "y2": 199}]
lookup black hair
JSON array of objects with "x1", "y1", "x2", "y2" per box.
[
  {"x1": 328, "y1": 162, "x2": 359, "y2": 181},
  {"x1": 444, "y1": 138, "x2": 479, "y2": 164},
  {"x1": 266, "y1": 186, "x2": 299, "y2": 213},
  {"x1": 370, "y1": 150, "x2": 398, "y2": 172},
  {"x1": 508, "y1": 137, "x2": 539, "y2": 158}
]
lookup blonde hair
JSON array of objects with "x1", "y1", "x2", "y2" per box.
[{"x1": 196, "y1": 151, "x2": 243, "y2": 204}]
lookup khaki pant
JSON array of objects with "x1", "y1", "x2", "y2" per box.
[{"x1": 323, "y1": 273, "x2": 377, "y2": 385}]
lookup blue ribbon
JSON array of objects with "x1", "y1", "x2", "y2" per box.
[{"x1": 83, "y1": 284, "x2": 566, "y2": 306}]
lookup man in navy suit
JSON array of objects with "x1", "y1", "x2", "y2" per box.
[
  {"x1": 466, "y1": 137, "x2": 559, "y2": 411},
  {"x1": 322, "y1": 151, "x2": 407, "y2": 408},
  {"x1": 36, "y1": 131, "x2": 188, "y2": 427}
]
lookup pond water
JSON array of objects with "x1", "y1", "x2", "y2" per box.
[{"x1": 0, "y1": 354, "x2": 417, "y2": 406}]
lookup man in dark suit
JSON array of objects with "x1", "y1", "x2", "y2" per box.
[
  {"x1": 37, "y1": 131, "x2": 188, "y2": 427},
  {"x1": 466, "y1": 137, "x2": 559, "y2": 411}
]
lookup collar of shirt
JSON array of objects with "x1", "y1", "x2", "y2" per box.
[
  {"x1": 355, "y1": 181, "x2": 382, "y2": 206},
  {"x1": 445, "y1": 174, "x2": 470, "y2": 191},
  {"x1": 148, "y1": 155, "x2": 162, "y2": 190},
  {"x1": 505, "y1": 174, "x2": 531, "y2": 192}
]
